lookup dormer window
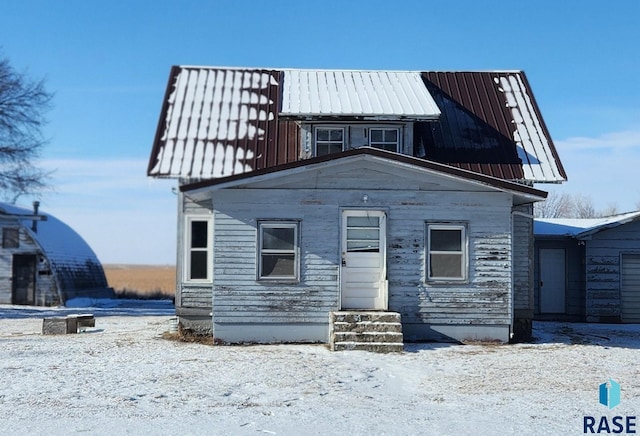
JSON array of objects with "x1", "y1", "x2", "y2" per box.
[
  {"x1": 369, "y1": 128, "x2": 399, "y2": 152},
  {"x1": 311, "y1": 124, "x2": 405, "y2": 157},
  {"x1": 315, "y1": 127, "x2": 344, "y2": 156}
]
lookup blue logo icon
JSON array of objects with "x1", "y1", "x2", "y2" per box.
[{"x1": 599, "y1": 379, "x2": 621, "y2": 409}]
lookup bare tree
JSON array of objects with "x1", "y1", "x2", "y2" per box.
[
  {"x1": 0, "y1": 55, "x2": 53, "y2": 202},
  {"x1": 573, "y1": 194, "x2": 597, "y2": 218},
  {"x1": 535, "y1": 191, "x2": 616, "y2": 219},
  {"x1": 601, "y1": 204, "x2": 619, "y2": 217},
  {"x1": 534, "y1": 191, "x2": 575, "y2": 218}
]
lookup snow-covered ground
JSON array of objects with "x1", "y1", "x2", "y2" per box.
[{"x1": 1, "y1": 301, "x2": 639, "y2": 435}]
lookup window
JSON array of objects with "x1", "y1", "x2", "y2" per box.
[
  {"x1": 426, "y1": 224, "x2": 467, "y2": 281},
  {"x1": 185, "y1": 217, "x2": 212, "y2": 282},
  {"x1": 258, "y1": 221, "x2": 299, "y2": 280},
  {"x1": 315, "y1": 127, "x2": 344, "y2": 156},
  {"x1": 369, "y1": 128, "x2": 399, "y2": 152},
  {"x1": 2, "y1": 227, "x2": 19, "y2": 249}
]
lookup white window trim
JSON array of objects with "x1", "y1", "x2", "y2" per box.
[
  {"x1": 314, "y1": 126, "x2": 345, "y2": 156},
  {"x1": 426, "y1": 223, "x2": 468, "y2": 282},
  {"x1": 257, "y1": 221, "x2": 300, "y2": 281},
  {"x1": 368, "y1": 127, "x2": 401, "y2": 152},
  {"x1": 184, "y1": 215, "x2": 213, "y2": 283}
]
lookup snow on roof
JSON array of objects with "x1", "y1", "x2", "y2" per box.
[
  {"x1": 495, "y1": 74, "x2": 566, "y2": 183},
  {"x1": 0, "y1": 203, "x2": 108, "y2": 297},
  {"x1": 280, "y1": 70, "x2": 441, "y2": 119},
  {"x1": 148, "y1": 67, "x2": 565, "y2": 184},
  {"x1": 534, "y1": 211, "x2": 640, "y2": 237}
]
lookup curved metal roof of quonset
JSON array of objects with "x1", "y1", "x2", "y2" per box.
[{"x1": 0, "y1": 203, "x2": 109, "y2": 302}]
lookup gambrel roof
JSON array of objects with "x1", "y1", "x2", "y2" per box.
[{"x1": 148, "y1": 66, "x2": 566, "y2": 184}]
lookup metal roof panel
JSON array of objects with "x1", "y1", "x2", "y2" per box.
[{"x1": 280, "y1": 70, "x2": 441, "y2": 119}]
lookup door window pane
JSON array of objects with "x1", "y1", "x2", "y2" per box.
[
  {"x1": 346, "y1": 216, "x2": 380, "y2": 253},
  {"x1": 347, "y1": 216, "x2": 379, "y2": 227}
]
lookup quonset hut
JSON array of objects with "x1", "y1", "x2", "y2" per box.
[{"x1": 0, "y1": 202, "x2": 113, "y2": 306}]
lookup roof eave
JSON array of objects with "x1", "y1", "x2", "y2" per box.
[{"x1": 181, "y1": 148, "x2": 548, "y2": 200}]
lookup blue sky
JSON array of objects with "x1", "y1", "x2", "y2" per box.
[{"x1": 1, "y1": 0, "x2": 639, "y2": 264}]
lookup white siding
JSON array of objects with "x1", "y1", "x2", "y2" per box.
[{"x1": 209, "y1": 186, "x2": 514, "y2": 341}]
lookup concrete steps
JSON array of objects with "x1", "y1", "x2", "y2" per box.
[{"x1": 330, "y1": 311, "x2": 404, "y2": 353}]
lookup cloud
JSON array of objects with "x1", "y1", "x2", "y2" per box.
[
  {"x1": 542, "y1": 130, "x2": 640, "y2": 213},
  {"x1": 556, "y1": 130, "x2": 640, "y2": 150}
]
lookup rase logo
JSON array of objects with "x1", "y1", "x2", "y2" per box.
[
  {"x1": 600, "y1": 379, "x2": 621, "y2": 410},
  {"x1": 584, "y1": 379, "x2": 636, "y2": 434}
]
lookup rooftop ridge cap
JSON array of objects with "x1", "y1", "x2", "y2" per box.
[{"x1": 175, "y1": 65, "x2": 524, "y2": 74}]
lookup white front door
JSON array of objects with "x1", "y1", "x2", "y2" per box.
[
  {"x1": 539, "y1": 248, "x2": 566, "y2": 313},
  {"x1": 340, "y1": 210, "x2": 387, "y2": 310}
]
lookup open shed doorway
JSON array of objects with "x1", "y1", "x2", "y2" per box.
[{"x1": 12, "y1": 254, "x2": 37, "y2": 305}]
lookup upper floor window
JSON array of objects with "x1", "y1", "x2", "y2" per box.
[
  {"x1": 315, "y1": 127, "x2": 344, "y2": 156},
  {"x1": 185, "y1": 216, "x2": 212, "y2": 282},
  {"x1": 369, "y1": 128, "x2": 399, "y2": 152}
]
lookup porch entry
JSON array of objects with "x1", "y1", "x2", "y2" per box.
[
  {"x1": 12, "y1": 254, "x2": 37, "y2": 305},
  {"x1": 539, "y1": 248, "x2": 566, "y2": 313},
  {"x1": 340, "y1": 210, "x2": 387, "y2": 310}
]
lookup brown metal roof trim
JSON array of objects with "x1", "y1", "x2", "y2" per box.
[
  {"x1": 418, "y1": 72, "x2": 525, "y2": 180},
  {"x1": 419, "y1": 71, "x2": 567, "y2": 181},
  {"x1": 180, "y1": 147, "x2": 547, "y2": 199},
  {"x1": 147, "y1": 67, "x2": 297, "y2": 178},
  {"x1": 147, "y1": 65, "x2": 181, "y2": 176}
]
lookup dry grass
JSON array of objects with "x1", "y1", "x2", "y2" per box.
[{"x1": 103, "y1": 264, "x2": 176, "y2": 300}]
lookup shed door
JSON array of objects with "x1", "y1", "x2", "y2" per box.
[
  {"x1": 341, "y1": 210, "x2": 387, "y2": 310},
  {"x1": 621, "y1": 254, "x2": 640, "y2": 323},
  {"x1": 12, "y1": 254, "x2": 37, "y2": 305},
  {"x1": 539, "y1": 248, "x2": 566, "y2": 313}
]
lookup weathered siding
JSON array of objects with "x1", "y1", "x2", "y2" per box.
[
  {"x1": 209, "y1": 186, "x2": 514, "y2": 343},
  {"x1": 175, "y1": 192, "x2": 214, "y2": 333},
  {"x1": 585, "y1": 220, "x2": 640, "y2": 322},
  {"x1": 511, "y1": 204, "x2": 533, "y2": 340},
  {"x1": 0, "y1": 223, "x2": 59, "y2": 305}
]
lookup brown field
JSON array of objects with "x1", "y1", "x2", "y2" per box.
[{"x1": 103, "y1": 264, "x2": 176, "y2": 300}]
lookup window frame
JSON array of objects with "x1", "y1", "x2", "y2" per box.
[
  {"x1": 183, "y1": 215, "x2": 213, "y2": 283},
  {"x1": 2, "y1": 227, "x2": 20, "y2": 249},
  {"x1": 257, "y1": 220, "x2": 300, "y2": 282},
  {"x1": 368, "y1": 127, "x2": 401, "y2": 152},
  {"x1": 314, "y1": 126, "x2": 345, "y2": 156},
  {"x1": 425, "y1": 222, "x2": 468, "y2": 282}
]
